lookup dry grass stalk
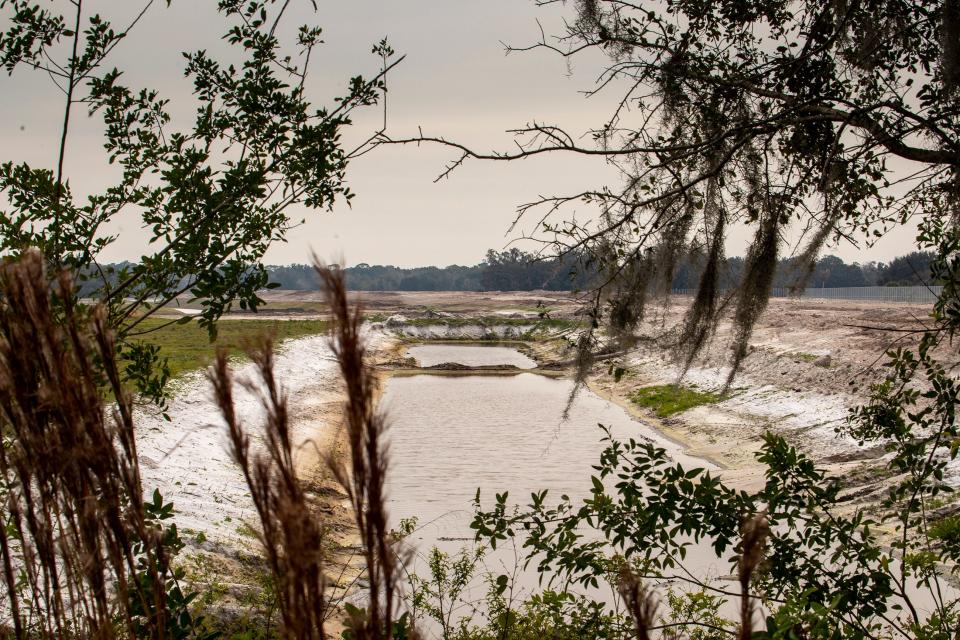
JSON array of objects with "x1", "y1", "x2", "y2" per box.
[
  {"x1": 315, "y1": 263, "x2": 400, "y2": 640},
  {"x1": 617, "y1": 513, "x2": 768, "y2": 640},
  {"x1": 738, "y1": 514, "x2": 769, "y2": 640},
  {"x1": 0, "y1": 249, "x2": 171, "y2": 638},
  {"x1": 211, "y1": 340, "x2": 330, "y2": 640},
  {"x1": 212, "y1": 263, "x2": 403, "y2": 640},
  {"x1": 618, "y1": 568, "x2": 657, "y2": 640}
]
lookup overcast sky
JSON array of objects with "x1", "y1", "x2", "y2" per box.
[{"x1": 1, "y1": 1, "x2": 917, "y2": 267}]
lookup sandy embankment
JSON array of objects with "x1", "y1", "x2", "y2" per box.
[
  {"x1": 586, "y1": 356, "x2": 863, "y2": 492},
  {"x1": 136, "y1": 292, "x2": 945, "y2": 596},
  {"x1": 572, "y1": 297, "x2": 944, "y2": 497},
  {"x1": 134, "y1": 330, "x2": 393, "y2": 600}
]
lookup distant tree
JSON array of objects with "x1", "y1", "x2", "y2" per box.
[
  {"x1": 482, "y1": 249, "x2": 536, "y2": 290},
  {"x1": 669, "y1": 251, "x2": 703, "y2": 290},
  {"x1": 878, "y1": 250, "x2": 937, "y2": 285},
  {"x1": 806, "y1": 255, "x2": 868, "y2": 288},
  {"x1": 861, "y1": 260, "x2": 884, "y2": 286},
  {"x1": 480, "y1": 248, "x2": 595, "y2": 291}
]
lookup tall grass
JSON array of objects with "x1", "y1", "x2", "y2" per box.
[
  {"x1": 0, "y1": 249, "x2": 183, "y2": 637},
  {"x1": 316, "y1": 264, "x2": 402, "y2": 640},
  {"x1": 211, "y1": 340, "x2": 331, "y2": 639},
  {"x1": 210, "y1": 263, "x2": 406, "y2": 639},
  {"x1": 0, "y1": 250, "x2": 406, "y2": 638}
]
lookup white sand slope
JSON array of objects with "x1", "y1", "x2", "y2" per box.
[{"x1": 134, "y1": 334, "x2": 347, "y2": 551}]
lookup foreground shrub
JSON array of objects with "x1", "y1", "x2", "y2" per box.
[{"x1": 0, "y1": 249, "x2": 207, "y2": 638}]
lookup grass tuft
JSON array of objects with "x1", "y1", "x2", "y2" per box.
[
  {"x1": 127, "y1": 318, "x2": 329, "y2": 378},
  {"x1": 629, "y1": 384, "x2": 723, "y2": 417}
]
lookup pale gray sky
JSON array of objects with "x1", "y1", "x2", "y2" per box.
[{"x1": 0, "y1": 0, "x2": 917, "y2": 267}]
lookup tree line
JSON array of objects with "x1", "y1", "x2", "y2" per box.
[
  {"x1": 264, "y1": 248, "x2": 593, "y2": 292},
  {"x1": 262, "y1": 248, "x2": 936, "y2": 292},
  {"x1": 678, "y1": 250, "x2": 937, "y2": 291},
  {"x1": 77, "y1": 248, "x2": 937, "y2": 295}
]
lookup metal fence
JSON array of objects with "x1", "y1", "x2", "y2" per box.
[{"x1": 672, "y1": 285, "x2": 943, "y2": 304}]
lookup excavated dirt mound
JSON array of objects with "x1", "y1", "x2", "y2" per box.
[{"x1": 422, "y1": 362, "x2": 521, "y2": 371}]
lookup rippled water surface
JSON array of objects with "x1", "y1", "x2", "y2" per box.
[
  {"x1": 380, "y1": 348, "x2": 723, "y2": 624},
  {"x1": 384, "y1": 371, "x2": 709, "y2": 537},
  {"x1": 406, "y1": 343, "x2": 537, "y2": 368}
]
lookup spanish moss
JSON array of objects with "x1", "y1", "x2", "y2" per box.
[
  {"x1": 677, "y1": 174, "x2": 727, "y2": 377},
  {"x1": 726, "y1": 202, "x2": 782, "y2": 389}
]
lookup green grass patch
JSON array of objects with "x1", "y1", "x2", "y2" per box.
[
  {"x1": 792, "y1": 352, "x2": 819, "y2": 362},
  {"x1": 629, "y1": 384, "x2": 724, "y2": 417},
  {"x1": 126, "y1": 318, "x2": 330, "y2": 378},
  {"x1": 531, "y1": 317, "x2": 585, "y2": 331}
]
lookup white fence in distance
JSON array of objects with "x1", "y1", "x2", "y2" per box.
[{"x1": 671, "y1": 285, "x2": 943, "y2": 304}]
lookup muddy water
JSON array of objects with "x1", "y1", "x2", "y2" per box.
[
  {"x1": 405, "y1": 343, "x2": 536, "y2": 368},
  {"x1": 381, "y1": 345, "x2": 722, "y2": 618},
  {"x1": 383, "y1": 373, "x2": 711, "y2": 537}
]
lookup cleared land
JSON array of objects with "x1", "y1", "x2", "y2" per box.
[
  {"x1": 275, "y1": 290, "x2": 940, "y2": 508},
  {"x1": 243, "y1": 290, "x2": 932, "y2": 391},
  {"x1": 221, "y1": 289, "x2": 580, "y2": 318},
  {"x1": 143, "y1": 289, "x2": 943, "y2": 606}
]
